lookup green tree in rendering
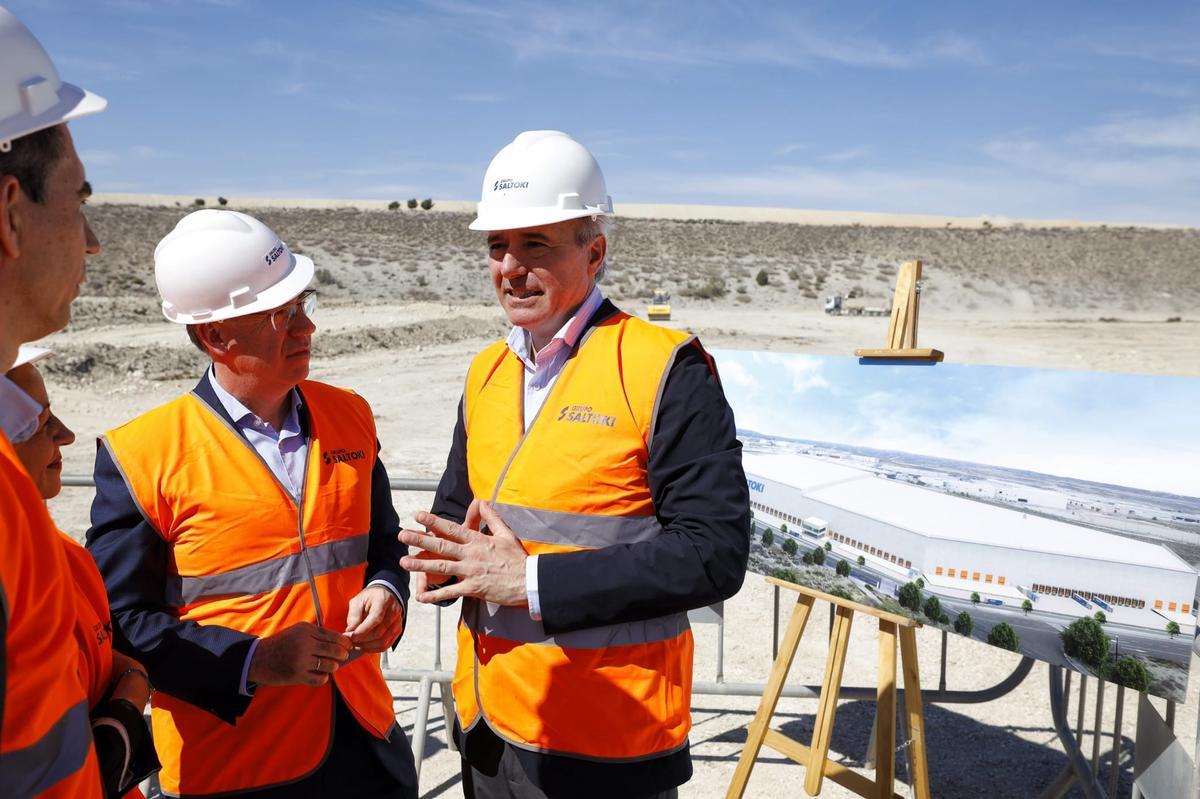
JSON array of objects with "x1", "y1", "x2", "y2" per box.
[
  {"x1": 811, "y1": 546, "x2": 826, "y2": 566},
  {"x1": 779, "y1": 523, "x2": 788, "y2": 535},
  {"x1": 772, "y1": 567, "x2": 799, "y2": 583},
  {"x1": 836, "y1": 559, "x2": 851, "y2": 577},
  {"x1": 802, "y1": 551, "x2": 813, "y2": 565},
  {"x1": 898, "y1": 582, "x2": 922, "y2": 613},
  {"x1": 824, "y1": 542, "x2": 832, "y2": 552},
  {"x1": 1061, "y1": 617, "x2": 1110, "y2": 667},
  {"x1": 1022, "y1": 599, "x2": 1033, "y2": 615},
  {"x1": 923, "y1": 595, "x2": 941, "y2": 621},
  {"x1": 761, "y1": 528, "x2": 774, "y2": 548},
  {"x1": 857, "y1": 555, "x2": 866, "y2": 566},
  {"x1": 782, "y1": 538, "x2": 798, "y2": 556},
  {"x1": 939, "y1": 612, "x2": 950, "y2": 625},
  {"x1": 916, "y1": 578, "x2": 925, "y2": 589},
  {"x1": 1167, "y1": 621, "x2": 1181, "y2": 638},
  {"x1": 1094, "y1": 611, "x2": 1107, "y2": 624},
  {"x1": 988, "y1": 622, "x2": 1020, "y2": 652},
  {"x1": 954, "y1": 611, "x2": 973, "y2": 636},
  {"x1": 1106, "y1": 656, "x2": 1152, "y2": 692},
  {"x1": 970, "y1": 592, "x2": 981, "y2": 605}
]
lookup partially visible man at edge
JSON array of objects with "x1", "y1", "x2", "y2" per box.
[
  {"x1": 0, "y1": 6, "x2": 107, "y2": 796},
  {"x1": 87, "y1": 210, "x2": 419, "y2": 798},
  {"x1": 400, "y1": 130, "x2": 750, "y2": 799}
]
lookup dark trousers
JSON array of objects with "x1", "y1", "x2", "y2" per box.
[
  {"x1": 240, "y1": 690, "x2": 417, "y2": 799},
  {"x1": 459, "y1": 721, "x2": 681, "y2": 799}
]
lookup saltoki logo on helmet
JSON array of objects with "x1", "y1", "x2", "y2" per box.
[
  {"x1": 264, "y1": 242, "x2": 286, "y2": 266},
  {"x1": 493, "y1": 178, "x2": 530, "y2": 192}
]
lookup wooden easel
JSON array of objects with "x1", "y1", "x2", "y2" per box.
[
  {"x1": 855, "y1": 260, "x2": 943, "y2": 363},
  {"x1": 726, "y1": 578, "x2": 931, "y2": 799}
]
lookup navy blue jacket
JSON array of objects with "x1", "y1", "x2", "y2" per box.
[
  {"x1": 433, "y1": 300, "x2": 751, "y2": 798},
  {"x1": 86, "y1": 375, "x2": 409, "y2": 725}
]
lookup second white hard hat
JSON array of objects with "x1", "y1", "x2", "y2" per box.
[
  {"x1": 154, "y1": 210, "x2": 314, "y2": 324},
  {"x1": 0, "y1": 7, "x2": 107, "y2": 152},
  {"x1": 469, "y1": 130, "x2": 613, "y2": 232}
]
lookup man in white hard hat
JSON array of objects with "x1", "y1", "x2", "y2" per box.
[
  {"x1": 401, "y1": 131, "x2": 750, "y2": 798},
  {"x1": 86, "y1": 210, "x2": 418, "y2": 798},
  {"x1": 0, "y1": 6, "x2": 108, "y2": 796}
]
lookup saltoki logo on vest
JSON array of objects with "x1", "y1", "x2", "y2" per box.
[
  {"x1": 322, "y1": 447, "x2": 367, "y2": 465},
  {"x1": 555, "y1": 404, "x2": 617, "y2": 428}
]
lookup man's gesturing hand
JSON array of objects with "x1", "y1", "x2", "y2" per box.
[
  {"x1": 248, "y1": 622, "x2": 351, "y2": 687},
  {"x1": 399, "y1": 501, "x2": 529, "y2": 607},
  {"x1": 345, "y1": 584, "x2": 404, "y2": 652}
]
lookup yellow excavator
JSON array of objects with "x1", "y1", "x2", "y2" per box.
[{"x1": 647, "y1": 289, "x2": 672, "y2": 322}]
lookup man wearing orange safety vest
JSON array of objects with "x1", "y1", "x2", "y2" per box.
[
  {"x1": 401, "y1": 131, "x2": 750, "y2": 799},
  {"x1": 87, "y1": 211, "x2": 418, "y2": 798},
  {"x1": 0, "y1": 7, "x2": 107, "y2": 797}
]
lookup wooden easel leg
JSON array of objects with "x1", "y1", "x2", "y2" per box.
[
  {"x1": 804, "y1": 606, "x2": 855, "y2": 796},
  {"x1": 725, "y1": 593, "x2": 816, "y2": 799},
  {"x1": 875, "y1": 620, "x2": 898, "y2": 798},
  {"x1": 898, "y1": 626, "x2": 931, "y2": 799}
]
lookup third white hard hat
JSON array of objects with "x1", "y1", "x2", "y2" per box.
[
  {"x1": 0, "y1": 7, "x2": 107, "y2": 152},
  {"x1": 469, "y1": 130, "x2": 613, "y2": 232},
  {"x1": 154, "y1": 210, "x2": 314, "y2": 324}
]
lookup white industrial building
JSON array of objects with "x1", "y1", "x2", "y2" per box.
[{"x1": 746, "y1": 451, "x2": 1199, "y2": 631}]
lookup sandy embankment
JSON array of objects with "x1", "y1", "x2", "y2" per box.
[{"x1": 38, "y1": 198, "x2": 1200, "y2": 797}]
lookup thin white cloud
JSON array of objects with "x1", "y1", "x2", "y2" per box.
[
  {"x1": 822, "y1": 146, "x2": 871, "y2": 163},
  {"x1": 1082, "y1": 112, "x2": 1200, "y2": 150}
]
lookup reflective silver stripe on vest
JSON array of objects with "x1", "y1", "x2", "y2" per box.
[
  {"x1": 493, "y1": 503, "x2": 662, "y2": 549},
  {"x1": 0, "y1": 700, "x2": 92, "y2": 798},
  {"x1": 464, "y1": 600, "x2": 689, "y2": 649},
  {"x1": 166, "y1": 534, "x2": 369, "y2": 606}
]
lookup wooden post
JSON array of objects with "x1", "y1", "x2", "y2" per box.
[
  {"x1": 856, "y1": 260, "x2": 943, "y2": 362},
  {"x1": 726, "y1": 578, "x2": 930, "y2": 799}
]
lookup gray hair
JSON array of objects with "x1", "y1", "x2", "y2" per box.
[{"x1": 574, "y1": 215, "x2": 613, "y2": 283}]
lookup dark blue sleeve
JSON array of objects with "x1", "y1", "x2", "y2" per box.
[
  {"x1": 85, "y1": 443, "x2": 255, "y2": 724},
  {"x1": 364, "y1": 444, "x2": 410, "y2": 637},
  {"x1": 430, "y1": 396, "x2": 470, "y2": 526},
  {"x1": 537, "y1": 345, "x2": 751, "y2": 634}
]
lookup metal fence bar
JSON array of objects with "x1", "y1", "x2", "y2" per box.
[
  {"x1": 1047, "y1": 665, "x2": 1108, "y2": 799},
  {"x1": 1109, "y1": 684, "x2": 1125, "y2": 798}
]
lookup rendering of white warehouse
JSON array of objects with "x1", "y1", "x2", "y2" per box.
[{"x1": 745, "y1": 451, "x2": 1198, "y2": 632}]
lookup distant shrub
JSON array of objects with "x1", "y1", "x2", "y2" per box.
[
  {"x1": 782, "y1": 538, "x2": 797, "y2": 556},
  {"x1": 1167, "y1": 621, "x2": 1181, "y2": 637},
  {"x1": 193, "y1": 198, "x2": 205, "y2": 206},
  {"x1": 388, "y1": 200, "x2": 401, "y2": 210},
  {"x1": 954, "y1": 611, "x2": 973, "y2": 636},
  {"x1": 836, "y1": 560, "x2": 851, "y2": 577},
  {"x1": 923, "y1": 596, "x2": 941, "y2": 621},
  {"x1": 1106, "y1": 656, "x2": 1152, "y2": 692},
  {"x1": 407, "y1": 198, "x2": 418, "y2": 209},
  {"x1": 811, "y1": 546, "x2": 825, "y2": 566},
  {"x1": 823, "y1": 542, "x2": 832, "y2": 552},
  {"x1": 420, "y1": 198, "x2": 434, "y2": 210},
  {"x1": 988, "y1": 622, "x2": 1020, "y2": 651},
  {"x1": 779, "y1": 524, "x2": 788, "y2": 535},
  {"x1": 761, "y1": 528, "x2": 774, "y2": 548},
  {"x1": 314, "y1": 267, "x2": 338, "y2": 286},
  {"x1": 898, "y1": 582, "x2": 922, "y2": 612},
  {"x1": 916, "y1": 578, "x2": 925, "y2": 589},
  {"x1": 1022, "y1": 599, "x2": 1033, "y2": 615},
  {"x1": 755, "y1": 269, "x2": 769, "y2": 286},
  {"x1": 772, "y1": 568, "x2": 799, "y2": 584},
  {"x1": 939, "y1": 612, "x2": 950, "y2": 625},
  {"x1": 687, "y1": 278, "x2": 727, "y2": 299},
  {"x1": 1094, "y1": 611, "x2": 1107, "y2": 624},
  {"x1": 857, "y1": 555, "x2": 866, "y2": 566},
  {"x1": 217, "y1": 196, "x2": 228, "y2": 206},
  {"x1": 1061, "y1": 617, "x2": 1109, "y2": 667},
  {"x1": 802, "y1": 551, "x2": 813, "y2": 564},
  {"x1": 970, "y1": 592, "x2": 981, "y2": 604}
]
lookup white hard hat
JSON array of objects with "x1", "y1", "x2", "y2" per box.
[
  {"x1": 154, "y1": 210, "x2": 314, "y2": 324},
  {"x1": 0, "y1": 7, "x2": 107, "y2": 152},
  {"x1": 469, "y1": 130, "x2": 613, "y2": 232}
]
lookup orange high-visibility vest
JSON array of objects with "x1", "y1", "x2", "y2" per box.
[
  {"x1": 59, "y1": 534, "x2": 114, "y2": 709},
  {"x1": 0, "y1": 434, "x2": 102, "y2": 798},
  {"x1": 454, "y1": 312, "x2": 700, "y2": 761},
  {"x1": 102, "y1": 381, "x2": 396, "y2": 796}
]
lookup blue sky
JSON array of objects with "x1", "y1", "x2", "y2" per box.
[
  {"x1": 713, "y1": 350, "x2": 1200, "y2": 497},
  {"x1": 11, "y1": 1, "x2": 1200, "y2": 223}
]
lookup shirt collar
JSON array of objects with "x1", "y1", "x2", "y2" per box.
[
  {"x1": 505, "y1": 285, "x2": 605, "y2": 368},
  {"x1": 206, "y1": 368, "x2": 304, "y2": 436},
  {"x1": 0, "y1": 373, "x2": 45, "y2": 444}
]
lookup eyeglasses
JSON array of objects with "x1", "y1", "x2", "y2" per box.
[{"x1": 252, "y1": 289, "x2": 317, "y2": 332}]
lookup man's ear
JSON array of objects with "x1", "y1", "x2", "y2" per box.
[
  {"x1": 0, "y1": 175, "x2": 24, "y2": 260},
  {"x1": 195, "y1": 323, "x2": 229, "y2": 359},
  {"x1": 587, "y1": 234, "x2": 607, "y2": 277}
]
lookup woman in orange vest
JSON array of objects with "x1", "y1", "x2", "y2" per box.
[{"x1": 6, "y1": 353, "x2": 157, "y2": 798}]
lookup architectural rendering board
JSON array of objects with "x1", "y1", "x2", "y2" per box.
[{"x1": 713, "y1": 349, "x2": 1200, "y2": 701}]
